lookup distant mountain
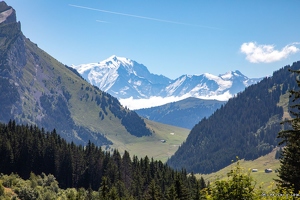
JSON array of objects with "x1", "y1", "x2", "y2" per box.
[
  {"x1": 167, "y1": 61, "x2": 300, "y2": 174},
  {"x1": 0, "y1": 2, "x2": 152, "y2": 146},
  {"x1": 72, "y1": 55, "x2": 171, "y2": 99},
  {"x1": 135, "y1": 97, "x2": 225, "y2": 129},
  {"x1": 72, "y1": 56, "x2": 262, "y2": 107}
]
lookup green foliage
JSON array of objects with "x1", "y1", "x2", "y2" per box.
[
  {"x1": 0, "y1": 180, "x2": 4, "y2": 196},
  {"x1": 207, "y1": 159, "x2": 256, "y2": 199},
  {"x1": 14, "y1": 185, "x2": 39, "y2": 200}
]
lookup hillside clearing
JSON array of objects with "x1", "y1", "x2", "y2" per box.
[{"x1": 196, "y1": 148, "x2": 280, "y2": 191}]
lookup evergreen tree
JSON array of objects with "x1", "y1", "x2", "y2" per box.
[
  {"x1": 99, "y1": 176, "x2": 110, "y2": 200},
  {"x1": 108, "y1": 186, "x2": 119, "y2": 200},
  {"x1": 144, "y1": 179, "x2": 161, "y2": 200},
  {"x1": 174, "y1": 174, "x2": 189, "y2": 200},
  {"x1": 276, "y1": 69, "x2": 300, "y2": 193},
  {"x1": 166, "y1": 184, "x2": 178, "y2": 200}
]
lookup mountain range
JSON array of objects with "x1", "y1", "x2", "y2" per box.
[{"x1": 71, "y1": 56, "x2": 262, "y2": 109}]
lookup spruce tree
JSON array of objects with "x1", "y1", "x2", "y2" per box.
[{"x1": 276, "y1": 69, "x2": 300, "y2": 193}]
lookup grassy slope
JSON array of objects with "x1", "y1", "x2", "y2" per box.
[
  {"x1": 107, "y1": 119, "x2": 190, "y2": 163},
  {"x1": 196, "y1": 148, "x2": 280, "y2": 191},
  {"x1": 21, "y1": 38, "x2": 131, "y2": 138},
  {"x1": 19, "y1": 37, "x2": 191, "y2": 160},
  {"x1": 277, "y1": 92, "x2": 291, "y2": 120}
]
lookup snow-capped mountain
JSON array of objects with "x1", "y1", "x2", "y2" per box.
[
  {"x1": 72, "y1": 55, "x2": 171, "y2": 99},
  {"x1": 71, "y1": 56, "x2": 262, "y2": 109}
]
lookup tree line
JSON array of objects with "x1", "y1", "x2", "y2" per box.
[{"x1": 0, "y1": 120, "x2": 206, "y2": 199}]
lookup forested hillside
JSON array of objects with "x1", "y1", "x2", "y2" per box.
[
  {"x1": 168, "y1": 61, "x2": 300, "y2": 174},
  {"x1": 135, "y1": 97, "x2": 225, "y2": 129},
  {"x1": 0, "y1": 121, "x2": 206, "y2": 199}
]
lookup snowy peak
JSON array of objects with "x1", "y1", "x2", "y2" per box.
[
  {"x1": 72, "y1": 56, "x2": 171, "y2": 98},
  {"x1": 103, "y1": 55, "x2": 134, "y2": 69},
  {"x1": 71, "y1": 56, "x2": 262, "y2": 106},
  {"x1": 219, "y1": 70, "x2": 244, "y2": 80}
]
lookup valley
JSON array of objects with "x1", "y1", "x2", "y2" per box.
[
  {"x1": 104, "y1": 119, "x2": 190, "y2": 163},
  {"x1": 1, "y1": 1, "x2": 300, "y2": 198}
]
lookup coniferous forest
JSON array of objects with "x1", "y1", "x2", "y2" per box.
[{"x1": 0, "y1": 120, "x2": 206, "y2": 199}]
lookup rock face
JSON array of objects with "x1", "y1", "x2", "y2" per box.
[
  {"x1": 0, "y1": 1, "x2": 23, "y2": 121},
  {"x1": 0, "y1": 1, "x2": 17, "y2": 24}
]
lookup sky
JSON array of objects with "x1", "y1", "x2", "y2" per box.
[{"x1": 5, "y1": 0, "x2": 300, "y2": 79}]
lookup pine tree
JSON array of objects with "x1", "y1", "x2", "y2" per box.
[
  {"x1": 276, "y1": 69, "x2": 300, "y2": 193},
  {"x1": 144, "y1": 179, "x2": 161, "y2": 200},
  {"x1": 99, "y1": 176, "x2": 110, "y2": 200},
  {"x1": 174, "y1": 174, "x2": 189, "y2": 200},
  {"x1": 166, "y1": 184, "x2": 178, "y2": 200},
  {"x1": 108, "y1": 186, "x2": 119, "y2": 200}
]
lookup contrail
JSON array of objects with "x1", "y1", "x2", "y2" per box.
[{"x1": 69, "y1": 4, "x2": 221, "y2": 30}]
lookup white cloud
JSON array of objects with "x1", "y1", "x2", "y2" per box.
[
  {"x1": 119, "y1": 96, "x2": 189, "y2": 110},
  {"x1": 240, "y1": 42, "x2": 299, "y2": 63},
  {"x1": 119, "y1": 92, "x2": 231, "y2": 110}
]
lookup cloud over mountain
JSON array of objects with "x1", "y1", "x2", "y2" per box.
[{"x1": 240, "y1": 42, "x2": 299, "y2": 63}]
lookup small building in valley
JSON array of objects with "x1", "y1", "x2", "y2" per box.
[{"x1": 265, "y1": 168, "x2": 272, "y2": 173}]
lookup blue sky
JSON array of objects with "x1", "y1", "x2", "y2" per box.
[{"x1": 5, "y1": 0, "x2": 300, "y2": 79}]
